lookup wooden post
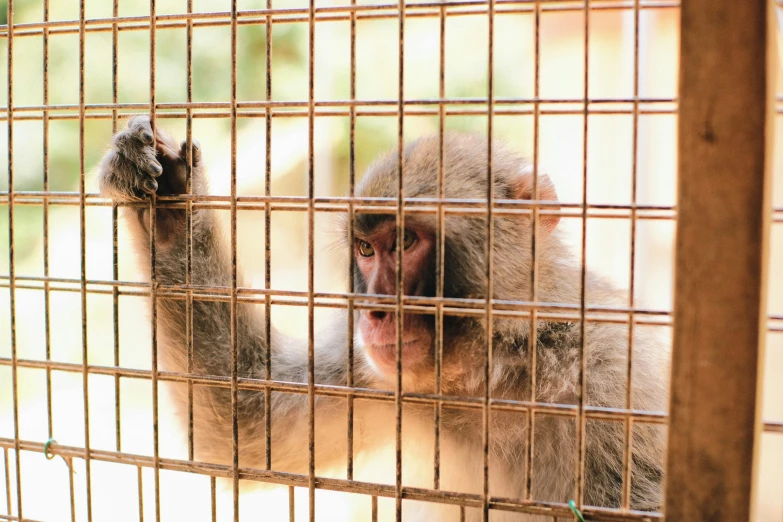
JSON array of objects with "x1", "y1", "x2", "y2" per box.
[{"x1": 666, "y1": 1, "x2": 773, "y2": 520}]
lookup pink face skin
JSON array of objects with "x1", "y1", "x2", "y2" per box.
[{"x1": 355, "y1": 221, "x2": 434, "y2": 376}]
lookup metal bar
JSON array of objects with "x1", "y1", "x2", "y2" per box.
[
  {"x1": 111, "y1": 0, "x2": 123, "y2": 454},
  {"x1": 0, "y1": 95, "x2": 680, "y2": 113},
  {"x1": 763, "y1": 421, "x2": 783, "y2": 433},
  {"x1": 230, "y1": 1, "x2": 241, "y2": 521},
  {"x1": 0, "y1": 202, "x2": 680, "y2": 228},
  {"x1": 0, "y1": 285, "x2": 679, "y2": 328},
  {"x1": 77, "y1": 0, "x2": 94, "y2": 519},
  {"x1": 0, "y1": 190, "x2": 678, "y2": 207},
  {"x1": 288, "y1": 486, "x2": 295, "y2": 521},
  {"x1": 185, "y1": 0, "x2": 196, "y2": 464},
  {"x1": 0, "y1": 105, "x2": 679, "y2": 121},
  {"x1": 0, "y1": 193, "x2": 681, "y2": 220},
  {"x1": 42, "y1": 0, "x2": 54, "y2": 448},
  {"x1": 666, "y1": 1, "x2": 772, "y2": 520},
  {"x1": 0, "y1": 202, "x2": 679, "y2": 220},
  {"x1": 432, "y1": 0, "x2": 446, "y2": 491},
  {"x1": 4, "y1": 0, "x2": 21, "y2": 517},
  {"x1": 147, "y1": 1, "x2": 161, "y2": 521},
  {"x1": 137, "y1": 466, "x2": 144, "y2": 522},
  {"x1": 346, "y1": 0, "x2": 357, "y2": 482},
  {"x1": 524, "y1": 0, "x2": 542, "y2": 503},
  {"x1": 394, "y1": 0, "x2": 406, "y2": 518},
  {"x1": 3, "y1": 448, "x2": 10, "y2": 516},
  {"x1": 0, "y1": 279, "x2": 679, "y2": 320},
  {"x1": 622, "y1": 0, "x2": 641, "y2": 510},
  {"x1": 0, "y1": 360, "x2": 669, "y2": 428},
  {"x1": 307, "y1": 0, "x2": 317, "y2": 518},
  {"x1": 0, "y1": 359, "x2": 668, "y2": 422},
  {"x1": 575, "y1": 0, "x2": 590, "y2": 509},
  {"x1": 0, "y1": 1, "x2": 682, "y2": 39},
  {"x1": 0, "y1": 509, "x2": 47, "y2": 521},
  {"x1": 482, "y1": 0, "x2": 496, "y2": 517},
  {"x1": 210, "y1": 476, "x2": 216, "y2": 522},
  {"x1": 67, "y1": 458, "x2": 76, "y2": 522},
  {"x1": 0, "y1": 435, "x2": 663, "y2": 519},
  {"x1": 263, "y1": 0, "x2": 274, "y2": 474}
]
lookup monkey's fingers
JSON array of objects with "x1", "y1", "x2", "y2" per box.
[
  {"x1": 97, "y1": 115, "x2": 167, "y2": 201},
  {"x1": 98, "y1": 115, "x2": 208, "y2": 201},
  {"x1": 151, "y1": 139, "x2": 203, "y2": 196},
  {"x1": 122, "y1": 116, "x2": 165, "y2": 178},
  {"x1": 149, "y1": 134, "x2": 201, "y2": 197},
  {"x1": 179, "y1": 139, "x2": 202, "y2": 167}
]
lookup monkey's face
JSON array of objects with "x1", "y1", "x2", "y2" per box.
[
  {"x1": 353, "y1": 219, "x2": 437, "y2": 377},
  {"x1": 349, "y1": 132, "x2": 563, "y2": 390}
]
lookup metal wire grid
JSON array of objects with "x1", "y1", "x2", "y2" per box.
[
  {"x1": 1, "y1": 0, "x2": 768, "y2": 521},
  {"x1": 0, "y1": 0, "x2": 726, "y2": 518}
]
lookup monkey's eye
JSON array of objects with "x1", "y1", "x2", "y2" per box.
[
  {"x1": 357, "y1": 240, "x2": 375, "y2": 257},
  {"x1": 391, "y1": 230, "x2": 417, "y2": 251},
  {"x1": 402, "y1": 230, "x2": 416, "y2": 250}
]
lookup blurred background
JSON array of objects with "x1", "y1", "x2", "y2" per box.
[{"x1": 0, "y1": 0, "x2": 780, "y2": 520}]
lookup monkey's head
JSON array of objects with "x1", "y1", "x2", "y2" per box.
[{"x1": 347, "y1": 132, "x2": 562, "y2": 393}]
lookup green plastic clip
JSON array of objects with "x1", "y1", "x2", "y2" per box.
[
  {"x1": 43, "y1": 438, "x2": 76, "y2": 474},
  {"x1": 43, "y1": 438, "x2": 57, "y2": 460},
  {"x1": 568, "y1": 500, "x2": 586, "y2": 522}
]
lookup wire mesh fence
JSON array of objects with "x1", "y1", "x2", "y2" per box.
[{"x1": 0, "y1": 1, "x2": 779, "y2": 521}]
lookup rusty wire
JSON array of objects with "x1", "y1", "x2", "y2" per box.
[
  {"x1": 0, "y1": 1, "x2": 680, "y2": 41},
  {"x1": 42, "y1": 0, "x2": 54, "y2": 456},
  {"x1": 394, "y1": 0, "x2": 406, "y2": 518},
  {"x1": 3, "y1": 449, "x2": 10, "y2": 516},
  {"x1": 5, "y1": 0, "x2": 22, "y2": 517},
  {"x1": 0, "y1": 99, "x2": 679, "y2": 123},
  {"x1": 482, "y1": 0, "x2": 496, "y2": 519},
  {"x1": 0, "y1": 435, "x2": 665, "y2": 521},
  {"x1": 264, "y1": 0, "x2": 274, "y2": 476},
  {"x1": 111, "y1": 0, "x2": 124, "y2": 464},
  {"x1": 307, "y1": 0, "x2": 318, "y2": 518},
  {"x1": 765, "y1": 421, "x2": 783, "y2": 434},
  {"x1": 524, "y1": 0, "x2": 541, "y2": 504},
  {"x1": 148, "y1": 0, "x2": 162, "y2": 519},
  {"x1": 230, "y1": 1, "x2": 241, "y2": 521},
  {"x1": 185, "y1": 0, "x2": 196, "y2": 467},
  {"x1": 574, "y1": 0, "x2": 590, "y2": 510},
  {"x1": 346, "y1": 0, "x2": 358, "y2": 487},
  {"x1": 432, "y1": 0, "x2": 448, "y2": 496},
  {"x1": 78, "y1": 0, "x2": 94, "y2": 517},
  {"x1": 0, "y1": 354, "x2": 668, "y2": 421},
  {"x1": 0, "y1": 194, "x2": 680, "y2": 220},
  {"x1": 621, "y1": 0, "x2": 641, "y2": 511}
]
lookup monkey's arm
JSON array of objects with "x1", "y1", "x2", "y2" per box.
[{"x1": 98, "y1": 116, "x2": 363, "y2": 472}]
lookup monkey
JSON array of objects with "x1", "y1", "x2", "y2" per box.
[{"x1": 98, "y1": 115, "x2": 669, "y2": 521}]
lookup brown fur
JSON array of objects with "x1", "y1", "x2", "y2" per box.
[{"x1": 98, "y1": 117, "x2": 669, "y2": 521}]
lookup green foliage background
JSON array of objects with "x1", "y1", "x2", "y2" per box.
[{"x1": 0, "y1": 0, "x2": 538, "y2": 271}]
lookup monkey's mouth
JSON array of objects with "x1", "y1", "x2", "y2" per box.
[
  {"x1": 370, "y1": 339, "x2": 422, "y2": 351},
  {"x1": 363, "y1": 338, "x2": 429, "y2": 373}
]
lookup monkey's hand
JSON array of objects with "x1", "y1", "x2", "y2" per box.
[
  {"x1": 98, "y1": 115, "x2": 204, "y2": 202},
  {"x1": 98, "y1": 115, "x2": 209, "y2": 243}
]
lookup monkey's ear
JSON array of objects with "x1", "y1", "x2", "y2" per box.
[{"x1": 508, "y1": 165, "x2": 560, "y2": 233}]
